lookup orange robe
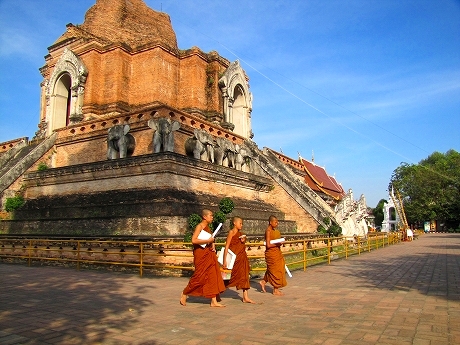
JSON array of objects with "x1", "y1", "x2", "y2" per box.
[
  {"x1": 225, "y1": 230, "x2": 250, "y2": 290},
  {"x1": 182, "y1": 226, "x2": 226, "y2": 298},
  {"x1": 264, "y1": 229, "x2": 287, "y2": 288}
]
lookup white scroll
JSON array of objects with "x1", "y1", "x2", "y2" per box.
[
  {"x1": 217, "y1": 248, "x2": 236, "y2": 269},
  {"x1": 263, "y1": 238, "x2": 286, "y2": 245},
  {"x1": 197, "y1": 223, "x2": 223, "y2": 248}
]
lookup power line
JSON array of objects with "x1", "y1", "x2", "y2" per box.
[{"x1": 162, "y1": 7, "x2": 447, "y2": 171}]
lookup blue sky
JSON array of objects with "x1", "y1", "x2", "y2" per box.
[{"x1": 0, "y1": 0, "x2": 459, "y2": 207}]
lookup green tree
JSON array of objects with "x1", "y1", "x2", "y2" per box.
[
  {"x1": 317, "y1": 217, "x2": 342, "y2": 237},
  {"x1": 373, "y1": 199, "x2": 387, "y2": 228},
  {"x1": 390, "y1": 149, "x2": 460, "y2": 230}
]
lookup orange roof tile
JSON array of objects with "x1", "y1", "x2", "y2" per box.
[{"x1": 299, "y1": 158, "x2": 345, "y2": 200}]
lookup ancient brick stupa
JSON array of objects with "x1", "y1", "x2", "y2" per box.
[
  {"x1": 0, "y1": 0, "x2": 369, "y2": 237},
  {"x1": 78, "y1": 0, "x2": 179, "y2": 50}
]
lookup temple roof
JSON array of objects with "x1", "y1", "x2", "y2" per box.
[
  {"x1": 299, "y1": 158, "x2": 345, "y2": 200},
  {"x1": 52, "y1": 0, "x2": 178, "y2": 51},
  {"x1": 268, "y1": 148, "x2": 345, "y2": 202}
]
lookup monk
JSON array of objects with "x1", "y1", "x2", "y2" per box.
[
  {"x1": 222, "y1": 216, "x2": 256, "y2": 304},
  {"x1": 260, "y1": 215, "x2": 287, "y2": 296},
  {"x1": 180, "y1": 209, "x2": 226, "y2": 307}
]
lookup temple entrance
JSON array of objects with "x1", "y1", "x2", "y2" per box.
[
  {"x1": 231, "y1": 85, "x2": 248, "y2": 137},
  {"x1": 52, "y1": 73, "x2": 72, "y2": 128}
]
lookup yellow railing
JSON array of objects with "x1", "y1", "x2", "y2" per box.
[{"x1": 0, "y1": 232, "x2": 406, "y2": 277}]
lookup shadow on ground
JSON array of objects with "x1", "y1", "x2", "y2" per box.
[{"x1": 0, "y1": 263, "x2": 157, "y2": 344}]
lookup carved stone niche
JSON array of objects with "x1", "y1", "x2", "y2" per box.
[
  {"x1": 44, "y1": 48, "x2": 88, "y2": 135},
  {"x1": 218, "y1": 60, "x2": 253, "y2": 139}
]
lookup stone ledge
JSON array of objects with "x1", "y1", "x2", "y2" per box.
[{"x1": 24, "y1": 152, "x2": 273, "y2": 195}]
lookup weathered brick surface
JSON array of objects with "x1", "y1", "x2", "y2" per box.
[
  {"x1": 269, "y1": 184, "x2": 318, "y2": 231},
  {"x1": 43, "y1": 42, "x2": 227, "y2": 122},
  {"x1": 80, "y1": 0, "x2": 178, "y2": 50},
  {"x1": 38, "y1": 0, "x2": 230, "y2": 125}
]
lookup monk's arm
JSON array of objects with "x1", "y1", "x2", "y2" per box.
[
  {"x1": 191, "y1": 222, "x2": 214, "y2": 246},
  {"x1": 265, "y1": 228, "x2": 277, "y2": 249}
]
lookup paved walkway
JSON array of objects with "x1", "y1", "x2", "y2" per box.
[{"x1": 0, "y1": 233, "x2": 459, "y2": 345}]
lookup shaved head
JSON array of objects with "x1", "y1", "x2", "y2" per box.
[
  {"x1": 202, "y1": 209, "x2": 212, "y2": 218},
  {"x1": 269, "y1": 215, "x2": 277, "y2": 223}
]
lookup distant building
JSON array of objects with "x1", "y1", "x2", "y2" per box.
[
  {"x1": 268, "y1": 150, "x2": 369, "y2": 237},
  {"x1": 381, "y1": 190, "x2": 400, "y2": 232}
]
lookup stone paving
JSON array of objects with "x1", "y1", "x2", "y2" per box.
[{"x1": 0, "y1": 233, "x2": 459, "y2": 345}]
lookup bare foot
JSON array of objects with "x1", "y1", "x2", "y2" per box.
[
  {"x1": 243, "y1": 298, "x2": 257, "y2": 304},
  {"x1": 259, "y1": 280, "x2": 267, "y2": 293},
  {"x1": 273, "y1": 289, "x2": 284, "y2": 296},
  {"x1": 180, "y1": 293, "x2": 187, "y2": 306},
  {"x1": 210, "y1": 302, "x2": 226, "y2": 307}
]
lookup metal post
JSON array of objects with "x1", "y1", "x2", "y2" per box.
[
  {"x1": 139, "y1": 243, "x2": 144, "y2": 278},
  {"x1": 345, "y1": 237, "x2": 348, "y2": 259},
  {"x1": 302, "y1": 240, "x2": 306, "y2": 271},
  {"x1": 28, "y1": 240, "x2": 32, "y2": 266},
  {"x1": 77, "y1": 241, "x2": 80, "y2": 271}
]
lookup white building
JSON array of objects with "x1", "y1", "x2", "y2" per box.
[{"x1": 381, "y1": 189, "x2": 400, "y2": 232}]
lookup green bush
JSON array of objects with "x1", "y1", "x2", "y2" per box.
[
  {"x1": 188, "y1": 213, "x2": 202, "y2": 230},
  {"x1": 37, "y1": 162, "x2": 48, "y2": 171},
  {"x1": 317, "y1": 225, "x2": 327, "y2": 234},
  {"x1": 184, "y1": 213, "x2": 202, "y2": 242},
  {"x1": 219, "y1": 197, "x2": 234, "y2": 214},
  {"x1": 213, "y1": 210, "x2": 226, "y2": 224},
  {"x1": 317, "y1": 217, "x2": 342, "y2": 239},
  {"x1": 212, "y1": 210, "x2": 226, "y2": 230},
  {"x1": 185, "y1": 197, "x2": 235, "y2": 242},
  {"x1": 4, "y1": 196, "x2": 25, "y2": 212},
  {"x1": 329, "y1": 224, "x2": 342, "y2": 237}
]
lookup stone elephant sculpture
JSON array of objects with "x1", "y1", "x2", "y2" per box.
[
  {"x1": 214, "y1": 137, "x2": 237, "y2": 167},
  {"x1": 147, "y1": 118, "x2": 180, "y2": 153},
  {"x1": 107, "y1": 124, "x2": 135, "y2": 159},
  {"x1": 184, "y1": 129, "x2": 214, "y2": 162},
  {"x1": 235, "y1": 144, "x2": 252, "y2": 172}
]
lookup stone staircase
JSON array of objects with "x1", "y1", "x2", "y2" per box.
[
  {"x1": 245, "y1": 141, "x2": 337, "y2": 228},
  {"x1": 0, "y1": 133, "x2": 57, "y2": 194},
  {"x1": 0, "y1": 139, "x2": 28, "y2": 168}
]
